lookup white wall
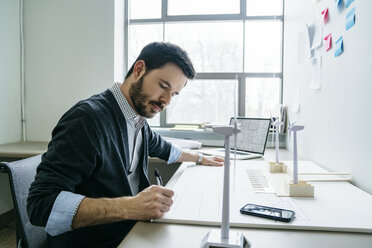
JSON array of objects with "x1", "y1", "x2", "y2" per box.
[
  {"x1": 0, "y1": 0, "x2": 22, "y2": 144},
  {"x1": 114, "y1": 0, "x2": 125, "y2": 83},
  {"x1": 24, "y1": 0, "x2": 116, "y2": 141},
  {"x1": 0, "y1": 0, "x2": 21, "y2": 214},
  {"x1": 283, "y1": 0, "x2": 372, "y2": 194},
  {"x1": 0, "y1": 0, "x2": 123, "y2": 216}
]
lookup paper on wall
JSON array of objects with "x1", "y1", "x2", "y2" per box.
[
  {"x1": 334, "y1": 36, "x2": 344, "y2": 57},
  {"x1": 345, "y1": 0, "x2": 355, "y2": 8},
  {"x1": 309, "y1": 56, "x2": 322, "y2": 91},
  {"x1": 346, "y1": 7, "x2": 356, "y2": 31},
  {"x1": 308, "y1": 17, "x2": 323, "y2": 50},
  {"x1": 324, "y1": 33, "x2": 332, "y2": 51},
  {"x1": 321, "y1": 8, "x2": 329, "y2": 23},
  {"x1": 297, "y1": 27, "x2": 311, "y2": 64}
]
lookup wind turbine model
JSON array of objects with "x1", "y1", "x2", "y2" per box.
[
  {"x1": 269, "y1": 120, "x2": 287, "y2": 173},
  {"x1": 287, "y1": 123, "x2": 314, "y2": 197},
  {"x1": 200, "y1": 124, "x2": 250, "y2": 248},
  {"x1": 201, "y1": 78, "x2": 250, "y2": 248}
]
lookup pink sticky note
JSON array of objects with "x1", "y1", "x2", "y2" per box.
[
  {"x1": 324, "y1": 33, "x2": 332, "y2": 51},
  {"x1": 321, "y1": 8, "x2": 329, "y2": 23}
]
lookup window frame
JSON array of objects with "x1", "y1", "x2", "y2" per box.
[{"x1": 125, "y1": 0, "x2": 284, "y2": 127}]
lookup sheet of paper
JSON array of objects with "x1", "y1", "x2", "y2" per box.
[
  {"x1": 297, "y1": 28, "x2": 311, "y2": 64},
  {"x1": 309, "y1": 17, "x2": 323, "y2": 50},
  {"x1": 346, "y1": 7, "x2": 356, "y2": 31},
  {"x1": 324, "y1": 33, "x2": 332, "y2": 51},
  {"x1": 345, "y1": 0, "x2": 355, "y2": 8},
  {"x1": 309, "y1": 57, "x2": 322, "y2": 91},
  {"x1": 321, "y1": 8, "x2": 329, "y2": 23},
  {"x1": 334, "y1": 36, "x2": 344, "y2": 57},
  {"x1": 158, "y1": 161, "x2": 372, "y2": 233}
]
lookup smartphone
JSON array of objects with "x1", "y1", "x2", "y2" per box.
[{"x1": 240, "y1": 203, "x2": 295, "y2": 222}]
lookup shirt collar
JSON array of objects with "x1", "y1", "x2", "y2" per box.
[{"x1": 110, "y1": 82, "x2": 138, "y2": 120}]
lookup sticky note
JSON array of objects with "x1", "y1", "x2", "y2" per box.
[
  {"x1": 324, "y1": 33, "x2": 332, "y2": 51},
  {"x1": 335, "y1": 0, "x2": 342, "y2": 7},
  {"x1": 321, "y1": 8, "x2": 329, "y2": 23},
  {"x1": 334, "y1": 36, "x2": 343, "y2": 57},
  {"x1": 346, "y1": 7, "x2": 356, "y2": 30},
  {"x1": 345, "y1": 0, "x2": 354, "y2": 8}
]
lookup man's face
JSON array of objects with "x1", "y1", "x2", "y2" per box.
[{"x1": 129, "y1": 63, "x2": 187, "y2": 118}]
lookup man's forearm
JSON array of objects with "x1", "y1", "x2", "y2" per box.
[
  {"x1": 176, "y1": 150, "x2": 199, "y2": 163},
  {"x1": 177, "y1": 150, "x2": 224, "y2": 167},
  {"x1": 71, "y1": 185, "x2": 174, "y2": 230},
  {"x1": 72, "y1": 197, "x2": 131, "y2": 229}
]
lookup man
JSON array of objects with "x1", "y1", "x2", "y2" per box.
[{"x1": 27, "y1": 42, "x2": 224, "y2": 247}]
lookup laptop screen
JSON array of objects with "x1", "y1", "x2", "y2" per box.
[{"x1": 229, "y1": 117, "x2": 271, "y2": 155}]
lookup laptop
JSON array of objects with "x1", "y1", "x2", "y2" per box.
[{"x1": 200, "y1": 117, "x2": 271, "y2": 160}]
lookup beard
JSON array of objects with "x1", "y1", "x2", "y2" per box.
[{"x1": 129, "y1": 76, "x2": 164, "y2": 118}]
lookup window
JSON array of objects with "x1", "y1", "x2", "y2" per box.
[
  {"x1": 167, "y1": 79, "x2": 236, "y2": 124},
  {"x1": 127, "y1": 0, "x2": 283, "y2": 126}
]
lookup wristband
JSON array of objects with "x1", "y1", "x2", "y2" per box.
[{"x1": 196, "y1": 153, "x2": 203, "y2": 165}]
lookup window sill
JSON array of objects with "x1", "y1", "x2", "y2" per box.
[{"x1": 152, "y1": 127, "x2": 287, "y2": 148}]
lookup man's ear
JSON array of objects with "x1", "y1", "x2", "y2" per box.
[{"x1": 133, "y1": 60, "x2": 146, "y2": 80}]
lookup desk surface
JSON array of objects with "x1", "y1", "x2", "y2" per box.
[
  {"x1": 119, "y1": 149, "x2": 372, "y2": 248},
  {"x1": 0, "y1": 141, "x2": 48, "y2": 158},
  {"x1": 120, "y1": 222, "x2": 372, "y2": 248}
]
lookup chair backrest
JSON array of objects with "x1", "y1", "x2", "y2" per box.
[{"x1": 0, "y1": 155, "x2": 47, "y2": 248}]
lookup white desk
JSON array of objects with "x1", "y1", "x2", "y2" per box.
[
  {"x1": 119, "y1": 149, "x2": 372, "y2": 248},
  {"x1": 120, "y1": 222, "x2": 372, "y2": 248}
]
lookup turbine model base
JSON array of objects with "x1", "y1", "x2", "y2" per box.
[
  {"x1": 269, "y1": 162, "x2": 287, "y2": 173},
  {"x1": 200, "y1": 230, "x2": 251, "y2": 248},
  {"x1": 288, "y1": 180, "x2": 314, "y2": 197}
]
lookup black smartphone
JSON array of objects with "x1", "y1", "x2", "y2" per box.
[{"x1": 240, "y1": 203, "x2": 295, "y2": 222}]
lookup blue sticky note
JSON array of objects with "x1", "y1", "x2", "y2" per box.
[
  {"x1": 345, "y1": 0, "x2": 354, "y2": 8},
  {"x1": 334, "y1": 37, "x2": 344, "y2": 57},
  {"x1": 335, "y1": 0, "x2": 342, "y2": 7},
  {"x1": 346, "y1": 7, "x2": 356, "y2": 30}
]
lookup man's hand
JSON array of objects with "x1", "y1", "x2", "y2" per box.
[
  {"x1": 72, "y1": 185, "x2": 174, "y2": 229},
  {"x1": 177, "y1": 150, "x2": 225, "y2": 166},
  {"x1": 124, "y1": 185, "x2": 174, "y2": 220},
  {"x1": 200, "y1": 155, "x2": 224, "y2": 166}
]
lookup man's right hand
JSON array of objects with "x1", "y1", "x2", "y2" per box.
[
  {"x1": 123, "y1": 185, "x2": 174, "y2": 220},
  {"x1": 72, "y1": 185, "x2": 174, "y2": 229}
]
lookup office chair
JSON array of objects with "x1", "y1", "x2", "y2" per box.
[{"x1": 0, "y1": 155, "x2": 47, "y2": 248}]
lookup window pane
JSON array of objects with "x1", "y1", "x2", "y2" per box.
[
  {"x1": 245, "y1": 78, "x2": 280, "y2": 118},
  {"x1": 244, "y1": 21, "x2": 282, "y2": 72},
  {"x1": 167, "y1": 80, "x2": 237, "y2": 124},
  {"x1": 165, "y1": 22, "x2": 243, "y2": 72},
  {"x1": 130, "y1": 0, "x2": 161, "y2": 19},
  {"x1": 147, "y1": 114, "x2": 160, "y2": 126},
  {"x1": 128, "y1": 24, "x2": 163, "y2": 70},
  {"x1": 246, "y1": 0, "x2": 283, "y2": 16},
  {"x1": 168, "y1": 0, "x2": 240, "y2": 15}
]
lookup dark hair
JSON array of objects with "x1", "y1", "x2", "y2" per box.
[{"x1": 125, "y1": 42, "x2": 195, "y2": 80}]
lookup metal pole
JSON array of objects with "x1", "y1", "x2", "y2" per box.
[
  {"x1": 293, "y1": 132, "x2": 298, "y2": 184},
  {"x1": 275, "y1": 125, "x2": 279, "y2": 164},
  {"x1": 221, "y1": 135, "x2": 230, "y2": 239}
]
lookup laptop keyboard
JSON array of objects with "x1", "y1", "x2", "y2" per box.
[
  {"x1": 217, "y1": 148, "x2": 252, "y2": 155},
  {"x1": 234, "y1": 151, "x2": 252, "y2": 155}
]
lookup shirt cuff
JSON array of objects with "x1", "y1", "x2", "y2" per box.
[
  {"x1": 45, "y1": 191, "x2": 85, "y2": 236},
  {"x1": 168, "y1": 144, "x2": 182, "y2": 164}
]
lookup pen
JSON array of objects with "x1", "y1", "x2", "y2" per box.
[{"x1": 154, "y1": 168, "x2": 163, "y2": 186}]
